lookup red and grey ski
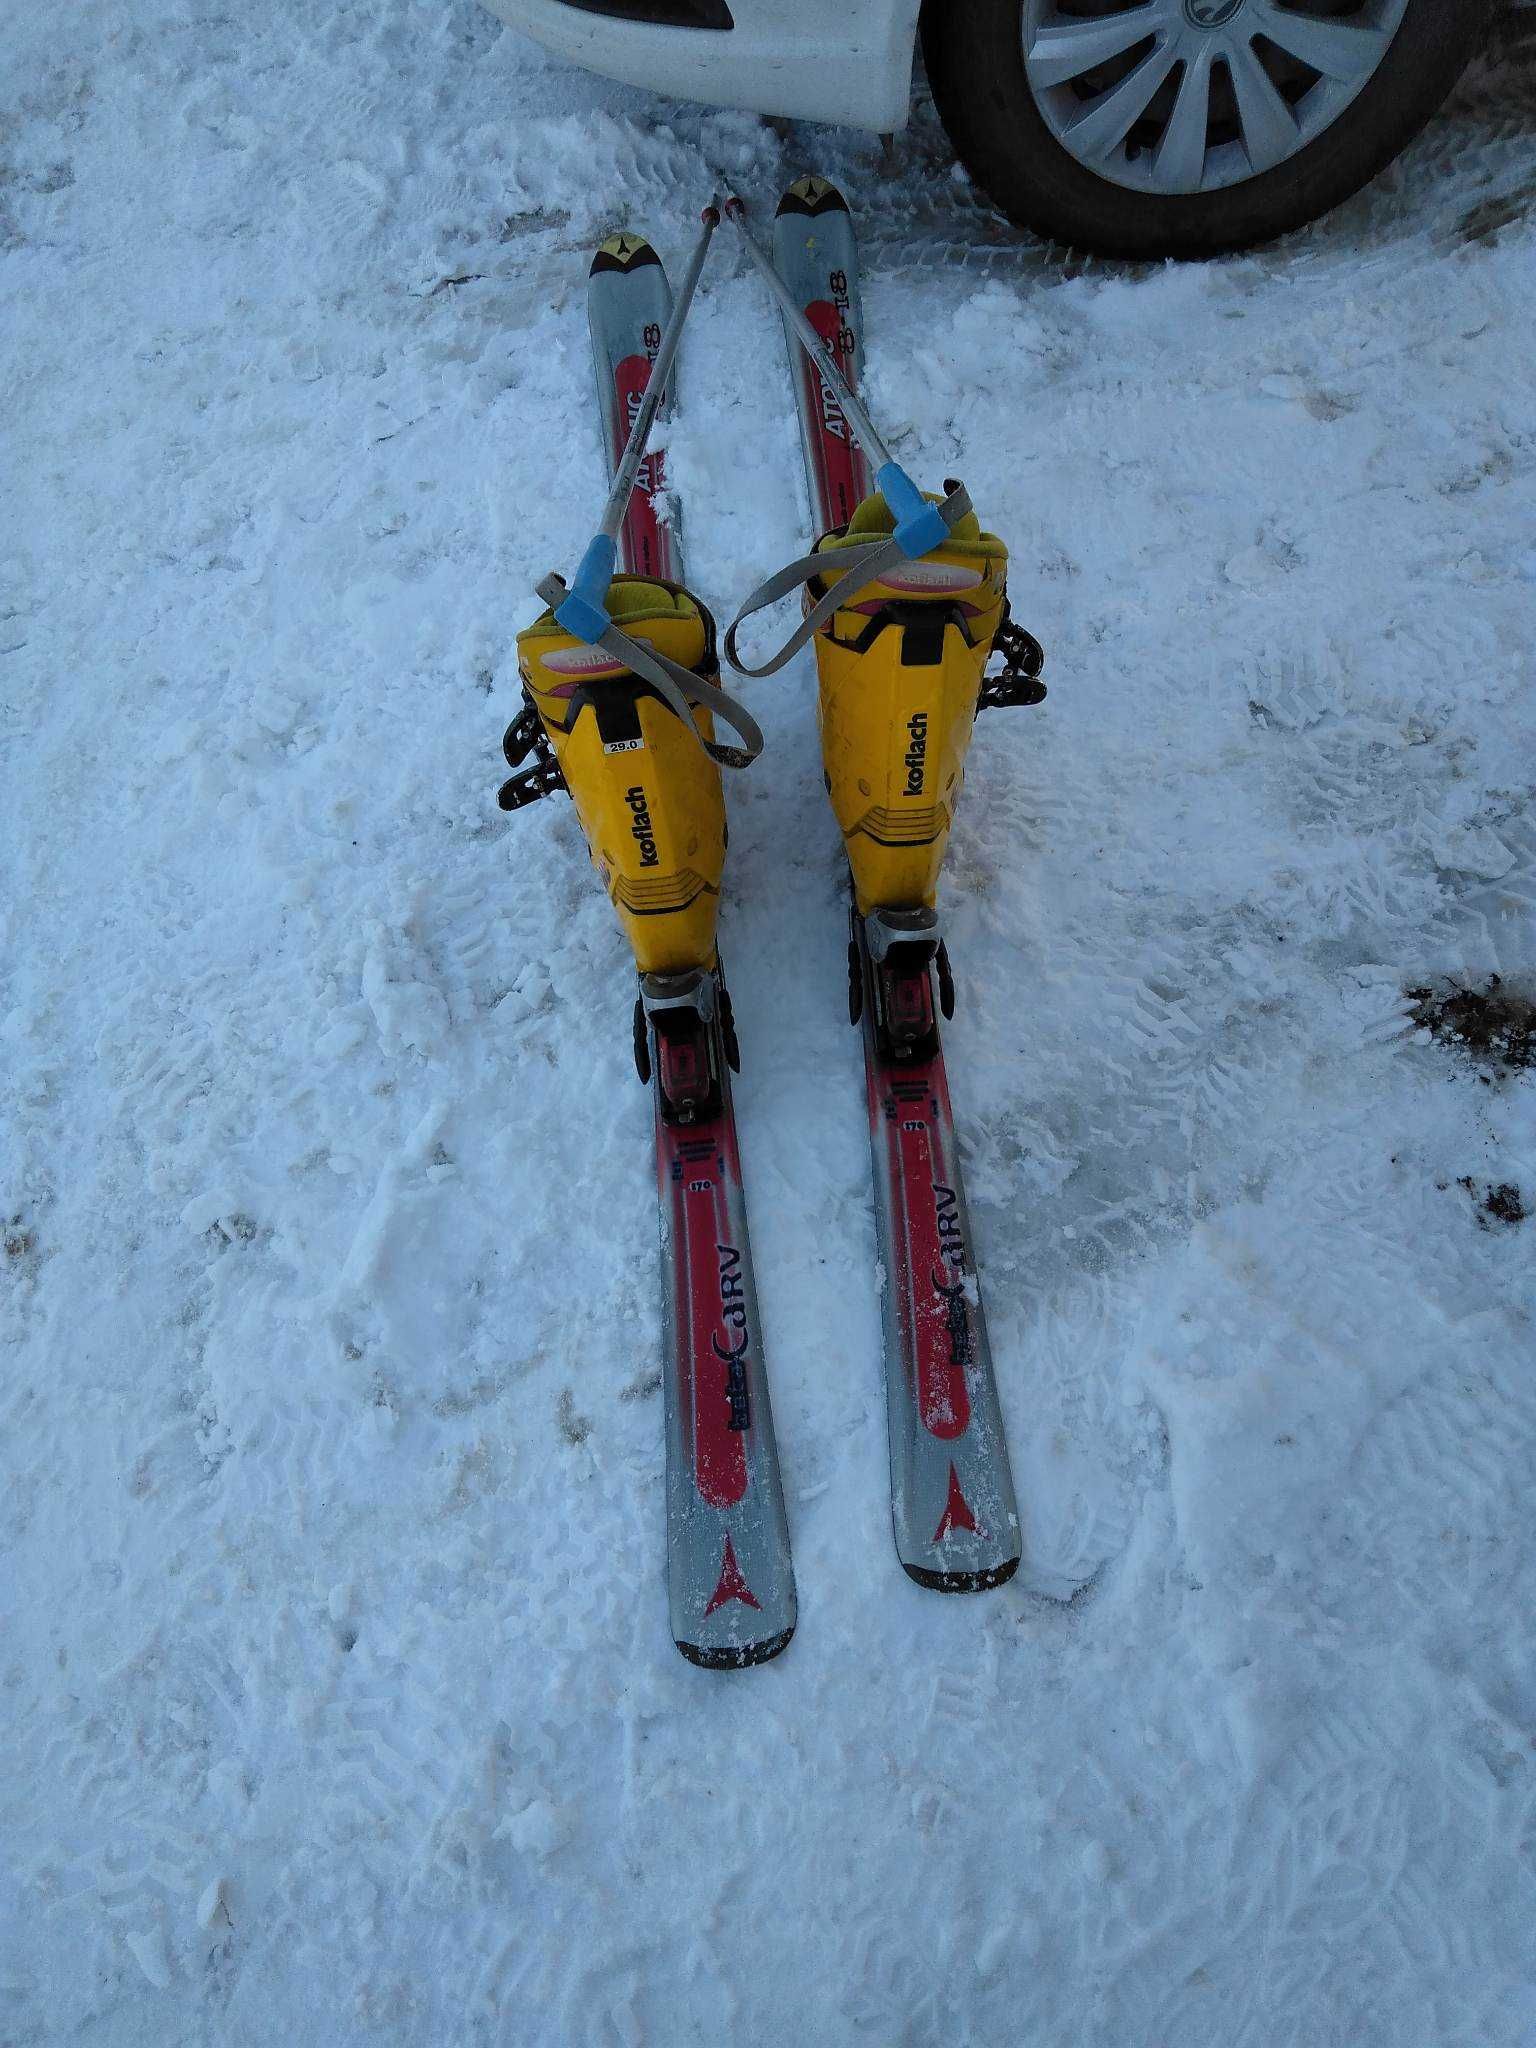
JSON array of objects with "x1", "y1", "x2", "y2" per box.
[
  {"x1": 590, "y1": 233, "x2": 795, "y2": 1665},
  {"x1": 774, "y1": 177, "x2": 1022, "y2": 1590}
]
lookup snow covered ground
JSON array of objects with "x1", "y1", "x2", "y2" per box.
[{"x1": 5, "y1": 1, "x2": 1536, "y2": 2039}]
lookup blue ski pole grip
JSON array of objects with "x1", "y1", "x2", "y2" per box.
[
  {"x1": 876, "y1": 462, "x2": 949, "y2": 559},
  {"x1": 554, "y1": 533, "x2": 618, "y2": 644}
]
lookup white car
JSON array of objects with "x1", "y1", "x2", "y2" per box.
[{"x1": 482, "y1": 0, "x2": 1510, "y2": 256}]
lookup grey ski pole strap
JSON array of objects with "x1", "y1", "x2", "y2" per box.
[
  {"x1": 535, "y1": 573, "x2": 765, "y2": 770},
  {"x1": 724, "y1": 481, "x2": 974, "y2": 680}
]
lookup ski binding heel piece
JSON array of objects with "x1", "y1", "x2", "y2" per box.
[
  {"x1": 863, "y1": 907, "x2": 943, "y2": 1060},
  {"x1": 640, "y1": 967, "x2": 722, "y2": 1123}
]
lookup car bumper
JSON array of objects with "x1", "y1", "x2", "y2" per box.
[{"x1": 480, "y1": 0, "x2": 921, "y2": 131}]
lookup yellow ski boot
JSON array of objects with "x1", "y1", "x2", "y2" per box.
[
  {"x1": 809, "y1": 490, "x2": 1012, "y2": 918},
  {"x1": 501, "y1": 575, "x2": 762, "y2": 1115},
  {"x1": 725, "y1": 482, "x2": 1043, "y2": 921},
  {"x1": 725, "y1": 481, "x2": 1044, "y2": 1055}
]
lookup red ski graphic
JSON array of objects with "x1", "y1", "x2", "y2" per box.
[
  {"x1": 703, "y1": 1533, "x2": 762, "y2": 1617},
  {"x1": 878, "y1": 1077, "x2": 972, "y2": 1442},
  {"x1": 795, "y1": 300, "x2": 869, "y2": 534},
  {"x1": 611, "y1": 352, "x2": 675, "y2": 581},
  {"x1": 664, "y1": 1137, "x2": 750, "y2": 1511},
  {"x1": 933, "y1": 1462, "x2": 979, "y2": 1544}
]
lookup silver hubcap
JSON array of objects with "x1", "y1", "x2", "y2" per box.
[{"x1": 1021, "y1": 0, "x2": 1410, "y2": 196}]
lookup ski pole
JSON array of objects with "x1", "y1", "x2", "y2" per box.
[
  {"x1": 554, "y1": 197, "x2": 721, "y2": 644},
  {"x1": 721, "y1": 191, "x2": 947, "y2": 561}
]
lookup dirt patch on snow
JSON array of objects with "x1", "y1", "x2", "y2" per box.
[{"x1": 1407, "y1": 976, "x2": 1536, "y2": 1074}]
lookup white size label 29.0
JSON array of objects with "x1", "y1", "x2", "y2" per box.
[{"x1": 604, "y1": 738, "x2": 644, "y2": 754}]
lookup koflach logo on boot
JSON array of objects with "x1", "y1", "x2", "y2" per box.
[
  {"x1": 625, "y1": 785, "x2": 660, "y2": 866},
  {"x1": 904, "y1": 712, "x2": 929, "y2": 796}
]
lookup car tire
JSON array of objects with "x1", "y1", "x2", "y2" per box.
[{"x1": 921, "y1": 0, "x2": 1500, "y2": 258}]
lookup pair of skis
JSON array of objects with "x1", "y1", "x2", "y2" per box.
[{"x1": 586, "y1": 181, "x2": 1021, "y2": 1667}]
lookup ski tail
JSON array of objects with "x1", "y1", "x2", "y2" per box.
[
  {"x1": 852, "y1": 911, "x2": 1020, "y2": 1588},
  {"x1": 589, "y1": 233, "x2": 683, "y2": 582},
  {"x1": 777, "y1": 176, "x2": 1022, "y2": 1592},
  {"x1": 647, "y1": 967, "x2": 796, "y2": 1666}
]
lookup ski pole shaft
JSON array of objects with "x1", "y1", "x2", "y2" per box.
[
  {"x1": 557, "y1": 198, "x2": 720, "y2": 642},
  {"x1": 721, "y1": 192, "x2": 947, "y2": 558}
]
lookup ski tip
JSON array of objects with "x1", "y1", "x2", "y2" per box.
[
  {"x1": 903, "y1": 1554, "x2": 1021, "y2": 1595},
  {"x1": 590, "y1": 232, "x2": 662, "y2": 278},
  {"x1": 776, "y1": 175, "x2": 851, "y2": 221},
  {"x1": 676, "y1": 1623, "x2": 795, "y2": 1671}
]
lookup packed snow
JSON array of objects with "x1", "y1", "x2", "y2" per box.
[{"x1": 4, "y1": 2, "x2": 1536, "y2": 2041}]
